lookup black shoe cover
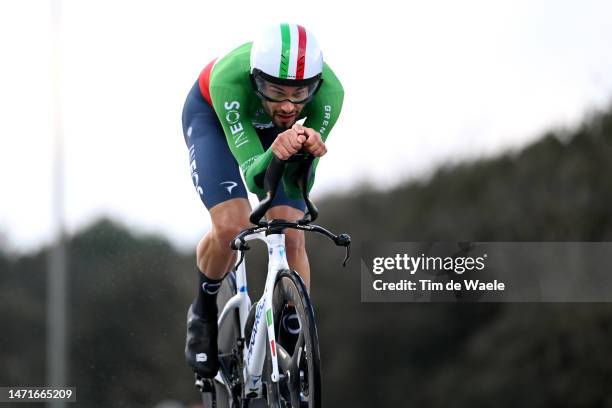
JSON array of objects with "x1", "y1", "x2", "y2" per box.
[{"x1": 185, "y1": 305, "x2": 219, "y2": 378}]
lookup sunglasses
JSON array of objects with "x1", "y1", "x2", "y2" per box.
[{"x1": 252, "y1": 76, "x2": 321, "y2": 104}]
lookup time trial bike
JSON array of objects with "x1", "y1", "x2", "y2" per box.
[{"x1": 195, "y1": 154, "x2": 351, "y2": 407}]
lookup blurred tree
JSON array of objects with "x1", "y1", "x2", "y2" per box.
[{"x1": 1, "y1": 104, "x2": 612, "y2": 407}]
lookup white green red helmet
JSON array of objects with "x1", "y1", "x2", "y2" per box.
[{"x1": 250, "y1": 23, "x2": 323, "y2": 102}]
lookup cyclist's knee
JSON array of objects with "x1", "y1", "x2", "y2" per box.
[
  {"x1": 194, "y1": 199, "x2": 250, "y2": 273},
  {"x1": 214, "y1": 223, "x2": 245, "y2": 248},
  {"x1": 210, "y1": 199, "x2": 251, "y2": 247},
  {"x1": 195, "y1": 233, "x2": 236, "y2": 279},
  {"x1": 285, "y1": 229, "x2": 306, "y2": 256}
]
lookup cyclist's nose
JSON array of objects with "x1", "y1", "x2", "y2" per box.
[{"x1": 279, "y1": 100, "x2": 296, "y2": 112}]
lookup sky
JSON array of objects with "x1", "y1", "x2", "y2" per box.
[{"x1": 1, "y1": 0, "x2": 612, "y2": 252}]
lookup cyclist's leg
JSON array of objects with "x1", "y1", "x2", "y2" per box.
[
  {"x1": 182, "y1": 81, "x2": 251, "y2": 377},
  {"x1": 183, "y1": 81, "x2": 252, "y2": 280},
  {"x1": 197, "y1": 199, "x2": 251, "y2": 280}
]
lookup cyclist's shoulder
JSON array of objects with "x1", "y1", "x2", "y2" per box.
[
  {"x1": 210, "y1": 42, "x2": 253, "y2": 86},
  {"x1": 207, "y1": 42, "x2": 256, "y2": 111},
  {"x1": 319, "y1": 62, "x2": 344, "y2": 95}
]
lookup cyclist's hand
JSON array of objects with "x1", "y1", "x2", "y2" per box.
[
  {"x1": 272, "y1": 127, "x2": 306, "y2": 160},
  {"x1": 295, "y1": 125, "x2": 327, "y2": 157}
]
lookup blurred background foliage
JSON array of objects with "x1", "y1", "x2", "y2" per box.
[{"x1": 2, "y1": 104, "x2": 612, "y2": 407}]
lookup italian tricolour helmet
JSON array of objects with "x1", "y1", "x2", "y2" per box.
[{"x1": 250, "y1": 23, "x2": 323, "y2": 104}]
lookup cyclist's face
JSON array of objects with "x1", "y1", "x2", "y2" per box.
[{"x1": 259, "y1": 83, "x2": 307, "y2": 129}]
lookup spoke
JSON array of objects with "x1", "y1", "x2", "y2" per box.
[{"x1": 292, "y1": 331, "x2": 304, "y2": 368}]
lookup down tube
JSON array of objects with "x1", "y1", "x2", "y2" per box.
[
  {"x1": 245, "y1": 295, "x2": 268, "y2": 392},
  {"x1": 245, "y1": 234, "x2": 288, "y2": 385}
]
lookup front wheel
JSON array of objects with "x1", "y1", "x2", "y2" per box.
[{"x1": 263, "y1": 269, "x2": 321, "y2": 408}]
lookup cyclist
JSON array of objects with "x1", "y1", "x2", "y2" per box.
[{"x1": 182, "y1": 23, "x2": 344, "y2": 378}]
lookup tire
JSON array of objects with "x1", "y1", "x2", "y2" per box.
[{"x1": 263, "y1": 269, "x2": 321, "y2": 408}]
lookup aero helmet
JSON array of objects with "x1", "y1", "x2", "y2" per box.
[{"x1": 250, "y1": 23, "x2": 323, "y2": 103}]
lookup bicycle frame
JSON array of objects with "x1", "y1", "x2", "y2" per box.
[
  {"x1": 215, "y1": 230, "x2": 290, "y2": 399},
  {"x1": 190, "y1": 152, "x2": 353, "y2": 408}
]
